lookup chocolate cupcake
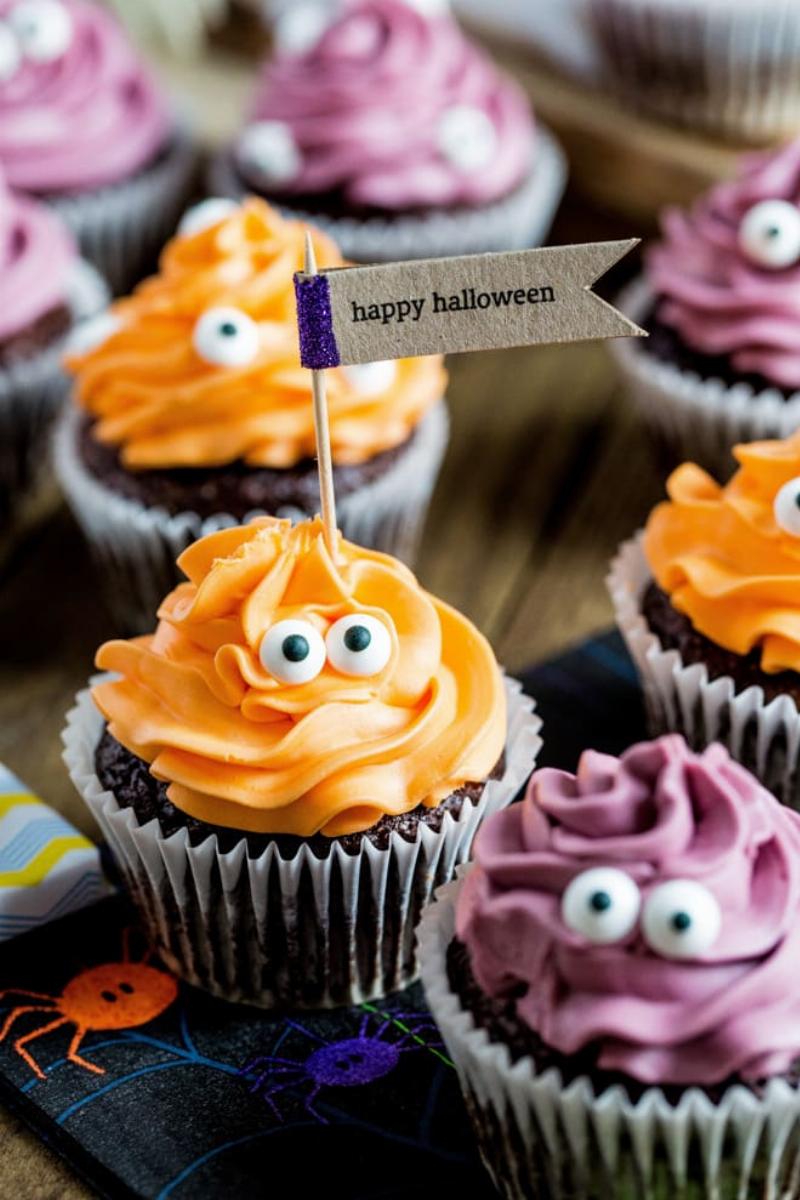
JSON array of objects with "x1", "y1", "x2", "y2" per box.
[
  {"x1": 613, "y1": 139, "x2": 800, "y2": 478},
  {"x1": 210, "y1": 0, "x2": 566, "y2": 263},
  {"x1": 419, "y1": 735, "x2": 800, "y2": 1200},
  {"x1": 54, "y1": 197, "x2": 449, "y2": 630},
  {"x1": 62, "y1": 516, "x2": 542, "y2": 1007},
  {"x1": 0, "y1": 0, "x2": 197, "y2": 293},
  {"x1": 610, "y1": 429, "x2": 800, "y2": 806}
]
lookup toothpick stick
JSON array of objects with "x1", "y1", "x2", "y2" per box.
[{"x1": 303, "y1": 231, "x2": 338, "y2": 560}]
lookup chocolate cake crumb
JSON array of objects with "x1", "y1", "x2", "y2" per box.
[{"x1": 0, "y1": 304, "x2": 72, "y2": 369}]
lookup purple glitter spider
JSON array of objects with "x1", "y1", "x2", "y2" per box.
[{"x1": 241, "y1": 1010, "x2": 444, "y2": 1124}]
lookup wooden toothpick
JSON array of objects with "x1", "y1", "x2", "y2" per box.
[{"x1": 303, "y1": 231, "x2": 338, "y2": 561}]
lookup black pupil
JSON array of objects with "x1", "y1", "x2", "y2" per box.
[
  {"x1": 282, "y1": 634, "x2": 309, "y2": 663},
  {"x1": 671, "y1": 911, "x2": 692, "y2": 933},
  {"x1": 219, "y1": 322, "x2": 238, "y2": 337},
  {"x1": 589, "y1": 890, "x2": 612, "y2": 913},
  {"x1": 767, "y1": 226, "x2": 782, "y2": 239},
  {"x1": 344, "y1": 625, "x2": 371, "y2": 653},
  {"x1": 794, "y1": 493, "x2": 800, "y2": 510}
]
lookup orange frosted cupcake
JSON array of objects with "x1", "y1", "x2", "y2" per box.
[
  {"x1": 609, "y1": 428, "x2": 800, "y2": 805},
  {"x1": 62, "y1": 515, "x2": 541, "y2": 1007},
  {"x1": 54, "y1": 197, "x2": 448, "y2": 629}
]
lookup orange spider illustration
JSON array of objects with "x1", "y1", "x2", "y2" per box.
[{"x1": 0, "y1": 931, "x2": 178, "y2": 1080}]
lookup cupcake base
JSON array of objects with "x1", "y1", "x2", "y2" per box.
[{"x1": 63, "y1": 677, "x2": 541, "y2": 1010}]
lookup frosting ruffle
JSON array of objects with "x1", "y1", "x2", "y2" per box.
[
  {"x1": 644, "y1": 430, "x2": 800, "y2": 673},
  {"x1": 0, "y1": 0, "x2": 170, "y2": 194},
  {"x1": 457, "y1": 735, "x2": 800, "y2": 1086},
  {"x1": 67, "y1": 197, "x2": 446, "y2": 469},
  {"x1": 93, "y1": 516, "x2": 506, "y2": 838},
  {"x1": 647, "y1": 139, "x2": 800, "y2": 390},
  {"x1": 245, "y1": 0, "x2": 534, "y2": 210}
]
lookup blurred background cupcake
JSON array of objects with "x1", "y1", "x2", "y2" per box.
[
  {"x1": 54, "y1": 197, "x2": 449, "y2": 629},
  {"x1": 0, "y1": 0, "x2": 198, "y2": 293},
  {"x1": 210, "y1": 0, "x2": 566, "y2": 262}
]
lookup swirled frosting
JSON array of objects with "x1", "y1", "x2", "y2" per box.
[
  {"x1": 0, "y1": 164, "x2": 75, "y2": 340},
  {"x1": 93, "y1": 516, "x2": 506, "y2": 837},
  {"x1": 68, "y1": 198, "x2": 445, "y2": 469},
  {"x1": 645, "y1": 431, "x2": 800, "y2": 673},
  {"x1": 647, "y1": 140, "x2": 800, "y2": 389},
  {"x1": 0, "y1": 0, "x2": 170, "y2": 194},
  {"x1": 244, "y1": 0, "x2": 535, "y2": 210},
  {"x1": 457, "y1": 735, "x2": 800, "y2": 1086}
]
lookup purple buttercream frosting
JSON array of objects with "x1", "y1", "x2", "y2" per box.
[{"x1": 457, "y1": 735, "x2": 800, "y2": 1087}]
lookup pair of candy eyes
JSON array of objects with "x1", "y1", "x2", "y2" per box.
[
  {"x1": 562, "y1": 867, "x2": 722, "y2": 959},
  {"x1": 739, "y1": 199, "x2": 800, "y2": 269},
  {"x1": 260, "y1": 614, "x2": 392, "y2": 684},
  {"x1": 0, "y1": 0, "x2": 72, "y2": 80}
]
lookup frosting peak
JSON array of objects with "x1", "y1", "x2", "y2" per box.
[
  {"x1": 457, "y1": 735, "x2": 800, "y2": 1086},
  {"x1": 93, "y1": 516, "x2": 506, "y2": 837},
  {"x1": 0, "y1": 164, "x2": 75, "y2": 340}
]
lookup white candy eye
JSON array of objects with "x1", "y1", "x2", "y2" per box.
[
  {"x1": 273, "y1": 3, "x2": 331, "y2": 53},
  {"x1": 326, "y1": 614, "x2": 392, "y2": 677},
  {"x1": 237, "y1": 121, "x2": 301, "y2": 187},
  {"x1": 642, "y1": 879, "x2": 721, "y2": 960},
  {"x1": 343, "y1": 361, "x2": 397, "y2": 397},
  {"x1": 193, "y1": 307, "x2": 260, "y2": 368},
  {"x1": 9, "y1": 0, "x2": 73, "y2": 63},
  {"x1": 561, "y1": 867, "x2": 641, "y2": 945},
  {"x1": 259, "y1": 619, "x2": 326, "y2": 685},
  {"x1": 438, "y1": 105, "x2": 498, "y2": 172},
  {"x1": 66, "y1": 311, "x2": 122, "y2": 356},
  {"x1": 0, "y1": 23, "x2": 21, "y2": 81},
  {"x1": 179, "y1": 198, "x2": 239, "y2": 237},
  {"x1": 404, "y1": 0, "x2": 450, "y2": 13},
  {"x1": 739, "y1": 200, "x2": 800, "y2": 269},
  {"x1": 774, "y1": 476, "x2": 800, "y2": 536}
]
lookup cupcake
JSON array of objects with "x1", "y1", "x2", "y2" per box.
[
  {"x1": 0, "y1": 0, "x2": 197, "y2": 293},
  {"x1": 612, "y1": 139, "x2": 800, "y2": 479},
  {"x1": 210, "y1": 0, "x2": 566, "y2": 263},
  {"x1": 0, "y1": 164, "x2": 106, "y2": 525},
  {"x1": 609, "y1": 429, "x2": 800, "y2": 807},
  {"x1": 54, "y1": 197, "x2": 449, "y2": 631},
  {"x1": 419, "y1": 734, "x2": 800, "y2": 1200},
  {"x1": 62, "y1": 515, "x2": 542, "y2": 1007}
]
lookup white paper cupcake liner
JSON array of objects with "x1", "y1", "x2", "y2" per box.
[
  {"x1": 47, "y1": 126, "x2": 198, "y2": 295},
  {"x1": 54, "y1": 399, "x2": 449, "y2": 633},
  {"x1": 588, "y1": 0, "x2": 800, "y2": 142},
  {"x1": 610, "y1": 278, "x2": 800, "y2": 480},
  {"x1": 208, "y1": 126, "x2": 567, "y2": 263},
  {"x1": 0, "y1": 259, "x2": 108, "y2": 523},
  {"x1": 608, "y1": 533, "x2": 800, "y2": 809},
  {"x1": 63, "y1": 676, "x2": 541, "y2": 1009},
  {"x1": 418, "y1": 874, "x2": 800, "y2": 1200}
]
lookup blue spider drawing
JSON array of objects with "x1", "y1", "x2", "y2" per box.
[{"x1": 241, "y1": 1008, "x2": 446, "y2": 1123}]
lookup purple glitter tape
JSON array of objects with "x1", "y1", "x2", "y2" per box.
[{"x1": 294, "y1": 272, "x2": 341, "y2": 370}]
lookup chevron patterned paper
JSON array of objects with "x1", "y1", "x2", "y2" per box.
[{"x1": 0, "y1": 765, "x2": 108, "y2": 941}]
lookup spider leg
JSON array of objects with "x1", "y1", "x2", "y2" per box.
[
  {"x1": 303, "y1": 1085, "x2": 327, "y2": 1125},
  {"x1": 248, "y1": 1066, "x2": 303, "y2": 1095},
  {"x1": 0, "y1": 1005, "x2": 56, "y2": 1043},
  {"x1": 239, "y1": 1054, "x2": 302, "y2": 1075},
  {"x1": 13, "y1": 1016, "x2": 70, "y2": 1080},
  {"x1": 258, "y1": 1079, "x2": 304, "y2": 1123},
  {"x1": 0, "y1": 989, "x2": 56, "y2": 1005},
  {"x1": 66, "y1": 1026, "x2": 105, "y2": 1076}
]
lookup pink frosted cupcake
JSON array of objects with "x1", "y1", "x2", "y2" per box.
[
  {"x1": 211, "y1": 0, "x2": 565, "y2": 261},
  {"x1": 0, "y1": 0, "x2": 197, "y2": 291},
  {"x1": 613, "y1": 138, "x2": 800, "y2": 477}
]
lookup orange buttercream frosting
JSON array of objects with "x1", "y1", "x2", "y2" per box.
[
  {"x1": 92, "y1": 517, "x2": 506, "y2": 837},
  {"x1": 67, "y1": 198, "x2": 446, "y2": 470},
  {"x1": 644, "y1": 430, "x2": 800, "y2": 674}
]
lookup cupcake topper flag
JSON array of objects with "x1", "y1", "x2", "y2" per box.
[{"x1": 303, "y1": 232, "x2": 338, "y2": 560}]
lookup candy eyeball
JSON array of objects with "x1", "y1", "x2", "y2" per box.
[
  {"x1": 739, "y1": 199, "x2": 800, "y2": 270},
  {"x1": 403, "y1": 0, "x2": 450, "y2": 14},
  {"x1": 773, "y1": 476, "x2": 800, "y2": 537},
  {"x1": 66, "y1": 311, "x2": 122, "y2": 356},
  {"x1": 9, "y1": 0, "x2": 73, "y2": 63},
  {"x1": 437, "y1": 105, "x2": 498, "y2": 173},
  {"x1": 641, "y1": 879, "x2": 722, "y2": 960},
  {"x1": 237, "y1": 121, "x2": 301, "y2": 187},
  {"x1": 193, "y1": 307, "x2": 260, "y2": 368},
  {"x1": 178, "y1": 198, "x2": 239, "y2": 238},
  {"x1": 260, "y1": 619, "x2": 326, "y2": 685},
  {"x1": 343, "y1": 361, "x2": 397, "y2": 397},
  {"x1": 0, "y1": 23, "x2": 21, "y2": 81},
  {"x1": 273, "y1": 3, "x2": 332, "y2": 53},
  {"x1": 326, "y1": 614, "x2": 392, "y2": 677},
  {"x1": 561, "y1": 867, "x2": 641, "y2": 945}
]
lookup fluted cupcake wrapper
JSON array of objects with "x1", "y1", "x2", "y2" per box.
[
  {"x1": 589, "y1": 0, "x2": 800, "y2": 142},
  {"x1": 418, "y1": 875, "x2": 800, "y2": 1200},
  {"x1": 610, "y1": 278, "x2": 800, "y2": 481},
  {"x1": 53, "y1": 400, "x2": 449, "y2": 634},
  {"x1": 0, "y1": 259, "x2": 108, "y2": 527},
  {"x1": 208, "y1": 127, "x2": 567, "y2": 263},
  {"x1": 609, "y1": 534, "x2": 800, "y2": 810},
  {"x1": 48, "y1": 126, "x2": 198, "y2": 295},
  {"x1": 62, "y1": 677, "x2": 541, "y2": 1010}
]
